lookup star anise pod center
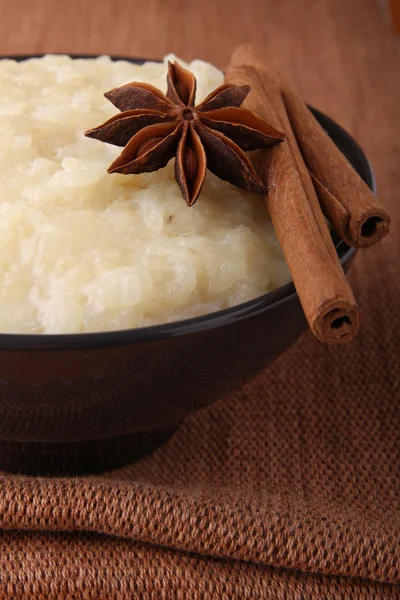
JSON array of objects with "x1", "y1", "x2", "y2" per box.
[
  {"x1": 182, "y1": 108, "x2": 195, "y2": 121},
  {"x1": 85, "y1": 60, "x2": 285, "y2": 206}
]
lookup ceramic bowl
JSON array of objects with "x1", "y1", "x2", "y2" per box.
[{"x1": 0, "y1": 55, "x2": 375, "y2": 475}]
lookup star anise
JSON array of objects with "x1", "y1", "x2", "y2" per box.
[{"x1": 85, "y1": 61, "x2": 285, "y2": 206}]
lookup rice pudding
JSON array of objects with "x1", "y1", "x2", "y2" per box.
[{"x1": 0, "y1": 54, "x2": 290, "y2": 333}]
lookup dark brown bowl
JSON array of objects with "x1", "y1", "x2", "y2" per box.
[{"x1": 0, "y1": 55, "x2": 376, "y2": 475}]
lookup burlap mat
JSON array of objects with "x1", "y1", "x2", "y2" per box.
[{"x1": 0, "y1": 104, "x2": 399, "y2": 599}]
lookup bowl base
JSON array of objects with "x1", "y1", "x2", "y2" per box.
[{"x1": 0, "y1": 425, "x2": 179, "y2": 476}]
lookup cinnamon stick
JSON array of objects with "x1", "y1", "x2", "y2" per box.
[
  {"x1": 229, "y1": 51, "x2": 339, "y2": 267},
  {"x1": 226, "y1": 45, "x2": 359, "y2": 344},
  {"x1": 281, "y1": 87, "x2": 391, "y2": 248}
]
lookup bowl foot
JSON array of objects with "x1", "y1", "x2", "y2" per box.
[{"x1": 0, "y1": 425, "x2": 179, "y2": 476}]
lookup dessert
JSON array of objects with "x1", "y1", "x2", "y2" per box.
[
  {"x1": 0, "y1": 47, "x2": 390, "y2": 342},
  {"x1": 0, "y1": 54, "x2": 291, "y2": 334}
]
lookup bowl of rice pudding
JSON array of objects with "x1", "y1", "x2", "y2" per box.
[{"x1": 0, "y1": 55, "x2": 372, "y2": 474}]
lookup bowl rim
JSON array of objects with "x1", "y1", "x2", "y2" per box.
[{"x1": 0, "y1": 54, "x2": 376, "y2": 350}]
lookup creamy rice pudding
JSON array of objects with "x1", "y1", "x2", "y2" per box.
[{"x1": 0, "y1": 55, "x2": 290, "y2": 333}]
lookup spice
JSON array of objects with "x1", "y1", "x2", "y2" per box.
[
  {"x1": 281, "y1": 88, "x2": 391, "y2": 248},
  {"x1": 85, "y1": 61, "x2": 284, "y2": 206},
  {"x1": 226, "y1": 44, "x2": 360, "y2": 344}
]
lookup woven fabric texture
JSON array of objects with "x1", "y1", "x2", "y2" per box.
[{"x1": 0, "y1": 0, "x2": 399, "y2": 597}]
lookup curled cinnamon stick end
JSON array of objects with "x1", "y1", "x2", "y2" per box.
[
  {"x1": 310, "y1": 172, "x2": 390, "y2": 248},
  {"x1": 282, "y1": 88, "x2": 391, "y2": 248},
  {"x1": 313, "y1": 299, "x2": 360, "y2": 344},
  {"x1": 227, "y1": 45, "x2": 360, "y2": 344}
]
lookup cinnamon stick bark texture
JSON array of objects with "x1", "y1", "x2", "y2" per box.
[
  {"x1": 226, "y1": 45, "x2": 360, "y2": 343},
  {"x1": 233, "y1": 55, "x2": 339, "y2": 266},
  {"x1": 282, "y1": 87, "x2": 391, "y2": 248}
]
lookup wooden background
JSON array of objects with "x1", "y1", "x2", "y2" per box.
[{"x1": 0, "y1": 0, "x2": 398, "y2": 331}]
